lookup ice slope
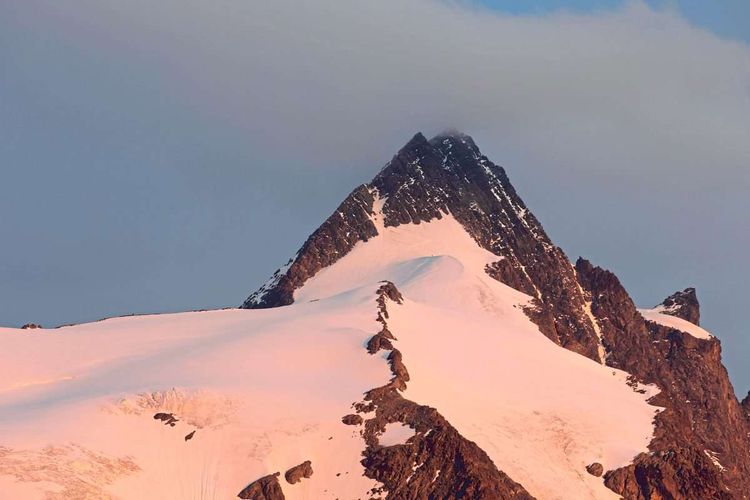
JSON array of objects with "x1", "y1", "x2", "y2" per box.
[
  {"x1": 0, "y1": 212, "x2": 660, "y2": 499},
  {"x1": 295, "y1": 212, "x2": 661, "y2": 500},
  {"x1": 0, "y1": 299, "x2": 391, "y2": 499}
]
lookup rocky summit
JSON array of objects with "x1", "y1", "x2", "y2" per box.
[
  {"x1": 656, "y1": 287, "x2": 702, "y2": 326},
  {"x1": 1, "y1": 132, "x2": 747, "y2": 499}
]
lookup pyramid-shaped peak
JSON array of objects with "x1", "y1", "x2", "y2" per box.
[
  {"x1": 243, "y1": 131, "x2": 553, "y2": 309},
  {"x1": 396, "y1": 130, "x2": 477, "y2": 149},
  {"x1": 376, "y1": 131, "x2": 488, "y2": 187},
  {"x1": 380, "y1": 132, "x2": 438, "y2": 172},
  {"x1": 402, "y1": 131, "x2": 430, "y2": 149},
  {"x1": 385, "y1": 131, "x2": 483, "y2": 169}
]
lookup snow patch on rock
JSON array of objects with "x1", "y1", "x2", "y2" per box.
[
  {"x1": 378, "y1": 423, "x2": 416, "y2": 447},
  {"x1": 639, "y1": 307, "x2": 713, "y2": 340}
]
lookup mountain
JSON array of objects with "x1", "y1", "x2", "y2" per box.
[{"x1": 1, "y1": 132, "x2": 747, "y2": 499}]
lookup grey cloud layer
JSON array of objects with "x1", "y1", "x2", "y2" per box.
[{"x1": 18, "y1": 0, "x2": 748, "y2": 174}]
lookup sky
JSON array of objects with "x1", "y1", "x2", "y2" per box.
[
  {"x1": 478, "y1": 0, "x2": 750, "y2": 44},
  {"x1": 1, "y1": 1, "x2": 749, "y2": 391}
]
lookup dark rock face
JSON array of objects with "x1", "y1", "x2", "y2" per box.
[
  {"x1": 742, "y1": 392, "x2": 750, "y2": 422},
  {"x1": 237, "y1": 472, "x2": 285, "y2": 500},
  {"x1": 586, "y1": 463, "x2": 604, "y2": 477},
  {"x1": 341, "y1": 414, "x2": 363, "y2": 426},
  {"x1": 360, "y1": 388, "x2": 533, "y2": 500},
  {"x1": 575, "y1": 258, "x2": 750, "y2": 498},
  {"x1": 657, "y1": 287, "x2": 701, "y2": 325},
  {"x1": 242, "y1": 185, "x2": 377, "y2": 308},
  {"x1": 153, "y1": 412, "x2": 178, "y2": 427},
  {"x1": 284, "y1": 461, "x2": 313, "y2": 484},
  {"x1": 354, "y1": 283, "x2": 534, "y2": 500},
  {"x1": 604, "y1": 448, "x2": 730, "y2": 500},
  {"x1": 20, "y1": 323, "x2": 42, "y2": 329}
]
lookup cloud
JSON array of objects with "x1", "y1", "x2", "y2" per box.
[{"x1": 8, "y1": 0, "x2": 749, "y2": 178}]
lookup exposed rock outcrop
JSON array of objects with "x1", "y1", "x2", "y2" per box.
[
  {"x1": 284, "y1": 461, "x2": 313, "y2": 484},
  {"x1": 237, "y1": 472, "x2": 285, "y2": 500},
  {"x1": 604, "y1": 448, "x2": 729, "y2": 500},
  {"x1": 586, "y1": 463, "x2": 604, "y2": 477},
  {"x1": 153, "y1": 412, "x2": 178, "y2": 427},
  {"x1": 657, "y1": 287, "x2": 701, "y2": 325},
  {"x1": 341, "y1": 414, "x2": 363, "y2": 426}
]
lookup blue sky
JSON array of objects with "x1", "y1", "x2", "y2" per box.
[
  {"x1": 1, "y1": 0, "x2": 749, "y2": 392},
  {"x1": 479, "y1": 0, "x2": 750, "y2": 42}
]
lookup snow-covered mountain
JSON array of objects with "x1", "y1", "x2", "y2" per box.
[{"x1": 1, "y1": 132, "x2": 748, "y2": 499}]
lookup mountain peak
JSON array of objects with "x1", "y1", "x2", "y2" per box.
[
  {"x1": 242, "y1": 131, "x2": 558, "y2": 309},
  {"x1": 380, "y1": 131, "x2": 484, "y2": 181},
  {"x1": 402, "y1": 131, "x2": 430, "y2": 149},
  {"x1": 241, "y1": 131, "x2": 605, "y2": 362},
  {"x1": 430, "y1": 130, "x2": 481, "y2": 155},
  {"x1": 656, "y1": 287, "x2": 700, "y2": 325}
]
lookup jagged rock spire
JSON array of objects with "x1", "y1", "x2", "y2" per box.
[{"x1": 657, "y1": 287, "x2": 701, "y2": 325}]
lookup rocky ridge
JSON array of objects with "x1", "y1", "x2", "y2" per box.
[
  {"x1": 576, "y1": 260, "x2": 749, "y2": 498},
  {"x1": 237, "y1": 472, "x2": 284, "y2": 500},
  {"x1": 355, "y1": 283, "x2": 534, "y2": 499}
]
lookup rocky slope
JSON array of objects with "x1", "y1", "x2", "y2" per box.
[
  {"x1": 244, "y1": 131, "x2": 750, "y2": 499},
  {"x1": 576, "y1": 261, "x2": 749, "y2": 498}
]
